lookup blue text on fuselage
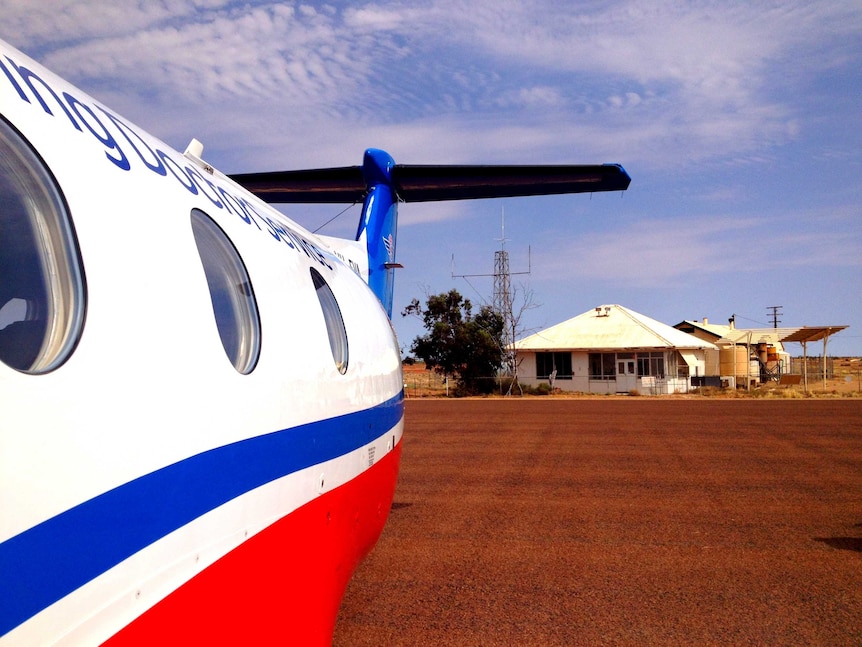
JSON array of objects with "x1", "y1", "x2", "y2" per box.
[{"x1": 0, "y1": 53, "x2": 332, "y2": 270}]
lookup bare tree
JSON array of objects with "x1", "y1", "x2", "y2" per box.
[{"x1": 501, "y1": 283, "x2": 540, "y2": 396}]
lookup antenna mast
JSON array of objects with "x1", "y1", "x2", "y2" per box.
[
  {"x1": 452, "y1": 207, "x2": 530, "y2": 381},
  {"x1": 493, "y1": 208, "x2": 513, "y2": 357}
]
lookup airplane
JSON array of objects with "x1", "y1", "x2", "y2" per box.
[{"x1": 0, "y1": 36, "x2": 630, "y2": 645}]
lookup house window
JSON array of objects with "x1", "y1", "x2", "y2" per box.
[
  {"x1": 536, "y1": 352, "x2": 572, "y2": 380},
  {"x1": 589, "y1": 353, "x2": 616, "y2": 380},
  {"x1": 636, "y1": 352, "x2": 665, "y2": 378},
  {"x1": 672, "y1": 351, "x2": 689, "y2": 378}
]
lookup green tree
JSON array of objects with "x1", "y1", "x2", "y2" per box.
[{"x1": 402, "y1": 289, "x2": 504, "y2": 395}]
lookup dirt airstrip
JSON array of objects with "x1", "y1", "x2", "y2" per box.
[{"x1": 334, "y1": 399, "x2": 862, "y2": 646}]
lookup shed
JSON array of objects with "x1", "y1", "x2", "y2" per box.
[
  {"x1": 514, "y1": 305, "x2": 717, "y2": 394},
  {"x1": 675, "y1": 319, "x2": 848, "y2": 388}
]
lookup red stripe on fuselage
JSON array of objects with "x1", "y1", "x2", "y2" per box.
[{"x1": 103, "y1": 443, "x2": 401, "y2": 646}]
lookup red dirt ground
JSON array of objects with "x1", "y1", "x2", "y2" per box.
[{"x1": 334, "y1": 399, "x2": 862, "y2": 646}]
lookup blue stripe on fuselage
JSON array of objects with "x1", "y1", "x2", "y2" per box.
[{"x1": 0, "y1": 392, "x2": 403, "y2": 637}]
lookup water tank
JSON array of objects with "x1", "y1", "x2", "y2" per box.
[{"x1": 719, "y1": 346, "x2": 751, "y2": 379}]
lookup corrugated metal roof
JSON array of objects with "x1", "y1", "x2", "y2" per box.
[
  {"x1": 780, "y1": 326, "x2": 848, "y2": 343},
  {"x1": 699, "y1": 326, "x2": 848, "y2": 346},
  {"x1": 515, "y1": 305, "x2": 717, "y2": 351},
  {"x1": 719, "y1": 327, "x2": 802, "y2": 345},
  {"x1": 677, "y1": 319, "x2": 732, "y2": 339},
  {"x1": 676, "y1": 320, "x2": 848, "y2": 347}
]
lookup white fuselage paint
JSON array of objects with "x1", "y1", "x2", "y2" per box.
[{"x1": 0, "y1": 40, "x2": 402, "y2": 644}]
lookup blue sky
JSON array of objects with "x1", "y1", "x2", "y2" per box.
[{"x1": 2, "y1": 1, "x2": 860, "y2": 355}]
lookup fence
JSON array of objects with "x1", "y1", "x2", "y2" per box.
[
  {"x1": 790, "y1": 357, "x2": 835, "y2": 380},
  {"x1": 402, "y1": 367, "x2": 449, "y2": 397}
]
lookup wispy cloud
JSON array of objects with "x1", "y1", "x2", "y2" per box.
[
  {"x1": 537, "y1": 207, "x2": 861, "y2": 288},
  {"x1": 1, "y1": 1, "x2": 859, "y2": 351},
  {"x1": 4, "y1": 0, "x2": 858, "y2": 170}
]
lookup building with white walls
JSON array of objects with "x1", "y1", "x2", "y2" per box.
[{"x1": 514, "y1": 305, "x2": 717, "y2": 395}]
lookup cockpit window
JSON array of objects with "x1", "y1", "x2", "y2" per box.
[
  {"x1": 310, "y1": 267, "x2": 348, "y2": 374},
  {"x1": 0, "y1": 117, "x2": 86, "y2": 373},
  {"x1": 191, "y1": 209, "x2": 261, "y2": 374}
]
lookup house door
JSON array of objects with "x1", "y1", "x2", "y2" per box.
[{"x1": 616, "y1": 357, "x2": 637, "y2": 392}]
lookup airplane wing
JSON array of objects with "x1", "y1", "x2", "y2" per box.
[
  {"x1": 230, "y1": 162, "x2": 631, "y2": 204},
  {"x1": 231, "y1": 149, "x2": 631, "y2": 317}
]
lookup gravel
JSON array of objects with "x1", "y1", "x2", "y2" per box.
[{"x1": 334, "y1": 399, "x2": 862, "y2": 646}]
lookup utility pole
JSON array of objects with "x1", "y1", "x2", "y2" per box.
[{"x1": 767, "y1": 305, "x2": 783, "y2": 329}]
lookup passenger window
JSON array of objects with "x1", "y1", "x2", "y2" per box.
[
  {"x1": 191, "y1": 209, "x2": 260, "y2": 374},
  {"x1": 310, "y1": 268, "x2": 348, "y2": 374},
  {"x1": 0, "y1": 117, "x2": 86, "y2": 373}
]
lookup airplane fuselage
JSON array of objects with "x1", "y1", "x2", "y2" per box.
[{"x1": 0, "y1": 40, "x2": 403, "y2": 645}]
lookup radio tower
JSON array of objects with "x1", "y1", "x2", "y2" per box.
[
  {"x1": 492, "y1": 209, "x2": 531, "y2": 385},
  {"x1": 494, "y1": 213, "x2": 514, "y2": 370},
  {"x1": 452, "y1": 208, "x2": 530, "y2": 387}
]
